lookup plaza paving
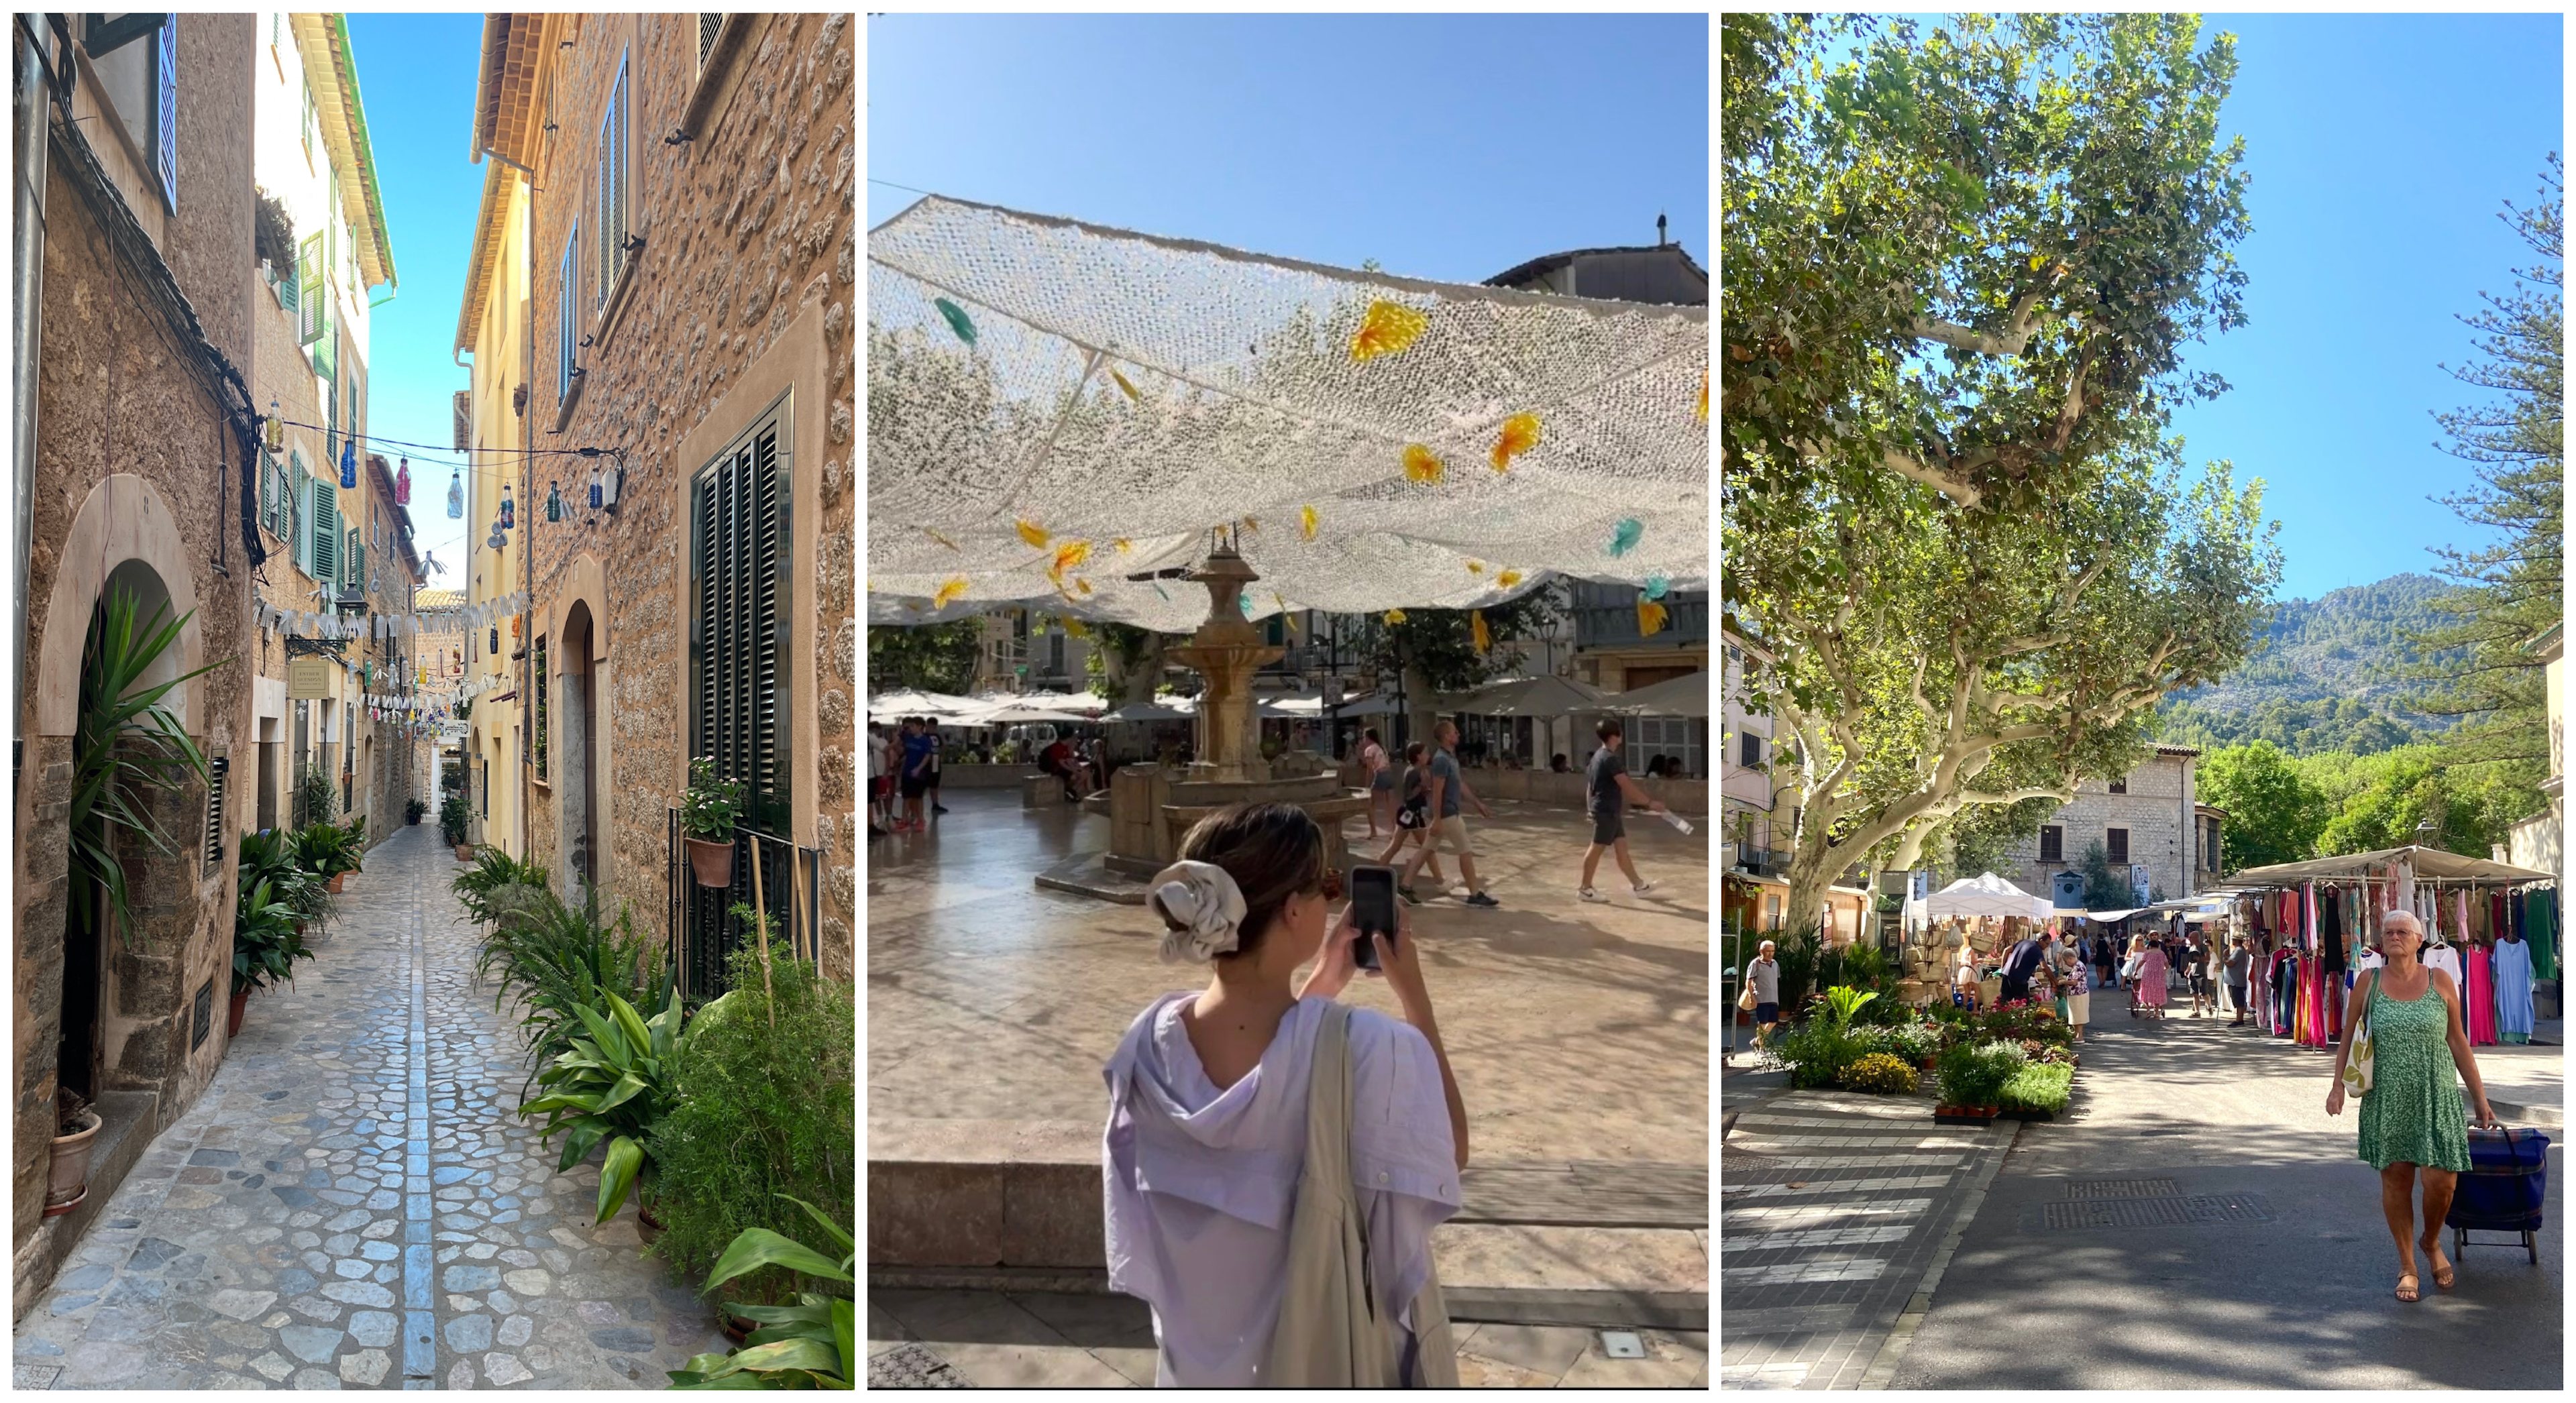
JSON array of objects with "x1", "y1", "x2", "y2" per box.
[
  {"x1": 867, "y1": 787, "x2": 1710, "y2": 1167},
  {"x1": 12, "y1": 824, "x2": 728, "y2": 1390}
]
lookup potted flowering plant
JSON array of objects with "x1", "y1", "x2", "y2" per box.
[{"x1": 681, "y1": 759, "x2": 747, "y2": 888}]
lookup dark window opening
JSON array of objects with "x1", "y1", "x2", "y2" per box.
[
  {"x1": 2106, "y1": 828, "x2": 2129, "y2": 865},
  {"x1": 2039, "y1": 826, "x2": 2063, "y2": 863},
  {"x1": 2108, "y1": 776, "x2": 2127, "y2": 794}
]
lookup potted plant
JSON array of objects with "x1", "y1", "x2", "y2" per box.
[
  {"x1": 294, "y1": 820, "x2": 362, "y2": 894},
  {"x1": 520, "y1": 987, "x2": 686, "y2": 1227},
  {"x1": 1933, "y1": 1042, "x2": 2025, "y2": 1125},
  {"x1": 440, "y1": 791, "x2": 473, "y2": 860},
  {"x1": 49, "y1": 1090, "x2": 101, "y2": 1218},
  {"x1": 231, "y1": 876, "x2": 312, "y2": 1034},
  {"x1": 667, "y1": 1196, "x2": 854, "y2": 1388},
  {"x1": 407, "y1": 798, "x2": 428, "y2": 826},
  {"x1": 680, "y1": 758, "x2": 747, "y2": 888},
  {"x1": 71, "y1": 587, "x2": 224, "y2": 956}
]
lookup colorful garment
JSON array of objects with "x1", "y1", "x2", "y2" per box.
[
  {"x1": 2354, "y1": 972, "x2": 2472, "y2": 1174},
  {"x1": 2466, "y1": 945, "x2": 2497, "y2": 1046},
  {"x1": 2529, "y1": 889, "x2": 2558, "y2": 982},
  {"x1": 2494, "y1": 936, "x2": 2536, "y2": 1044},
  {"x1": 2133, "y1": 949, "x2": 2169, "y2": 1007}
]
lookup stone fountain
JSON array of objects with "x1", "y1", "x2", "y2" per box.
[{"x1": 1040, "y1": 532, "x2": 1373, "y2": 901}]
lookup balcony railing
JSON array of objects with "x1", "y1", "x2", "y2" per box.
[{"x1": 666, "y1": 808, "x2": 822, "y2": 1001}]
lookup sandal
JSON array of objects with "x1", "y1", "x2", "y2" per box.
[
  {"x1": 2394, "y1": 1273, "x2": 2420, "y2": 1302},
  {"x1": 2424, "y1": 1245, "x2": 2455, "y2": 1289}
]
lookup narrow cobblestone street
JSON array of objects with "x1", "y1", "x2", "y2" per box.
[{"x1": 13, "y1": 825, "x2": 727, "y2": 1390}]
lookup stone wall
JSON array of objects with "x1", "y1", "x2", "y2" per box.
[
  {"x1": 2007, "y1": 752, "x2": 2200, "y2": 905},
  {"x1": 519, "y1": 13, "x2": 855, "y2": 982},
  {"x1": 13, "y1": 13, "x2": 258, "y2": 1314}
]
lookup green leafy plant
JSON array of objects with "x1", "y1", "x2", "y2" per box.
[
  {"x1": 406, "y1": 797, "x2": 429, "y2": 825},
  {"x1": 439, "y1": 791, "x2": 472, "y2": 846},
  {"x1": 474, "y1": 886, "x2": 667, "y2": 1083},
  {"x1": 297, "y1": 767, "x2": 336, "y2": 826},
  {"x1": 1935, "y1": 1041, "x2": 2027, "y2": 1109},
  {"x1": 232, "y1": 879, "x2": 313, "y2": 995},
  {"x1": 521, "y1": 987, "x2": 684, "y2": 1224},
  {"x1": 1823, "y1": 985, "x2": 1880, "y2": 1029},
  {"x1": 291, "y1": 820, "x2": 362, "y2": 883},
  {"x1": 1836, "y1": 1052, "x2": 1921, "y2": 1096},
  {"x1": 667, "y1": 1196, "x2": 855, "y2": 1390},
  {"x1": 650, "y1": 945, "x2": 855, "y2": 1310},
  {"x1": 681, "y1": 758, "x2": 747, "y2": 842},
  {"x1": 236, "y1": 828, "x2": 329, "y2": 932},
  {"x1": 1998, "y1": 1060, "x2": 2075, "y2": 1115},
  {"x1": 1771, "y1": 1019, "x2": 1866, "y2": 1090},
  {"x1": 72, "y1": 587, "x2": 224, "y2": 950},
  {"x1": 453, "y1": 848, "x2": 551, "y2": 927}
]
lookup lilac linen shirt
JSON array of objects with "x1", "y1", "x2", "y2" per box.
[{"x1": 1102, "y1": 991, "x2": 1463, "y2": 1388}]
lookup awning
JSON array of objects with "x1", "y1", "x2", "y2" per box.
[
  {"x1": 1439, "y1": 674, "x2": 1613, "y2": 718},
  {"x1": 979, "y1": 706, "x2": 1092, "y2": 725},
  {"x1": 1099, "y1": 701, "x2": 1193, "y2": 723},
  {"x1": 1603, "y1": 669, "x2": 1709, "y2": 718},
  {"x1": 2080, "y1": 908, "x2": 2145, "y2": 923},
  {"x1": 2226, "y1": 846, "x2": 2554, "y2": 887},
  {"x1": 1924, "y1": 872, "x2": 2052, "y2": 921}
]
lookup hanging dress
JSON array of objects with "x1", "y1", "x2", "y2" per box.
[
  {"x1": 2494, "y1": 936, "x2": 2536, "y2": 1044},
  {"x1": 2466, "y1": 944, "x2": 2497, "y2": 1046},
  {"x1": 2530, "y1": 889, "x2": 2559, "y2": 982}
]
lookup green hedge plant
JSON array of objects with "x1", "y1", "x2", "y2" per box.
[
  {"x1": 522, "y1": 988, "x2": 684, "y2": 1224},
  {"x1": 1999, "y1": 1061, "x2": 2074, "y2": 1115},
  {"x1": 1935, "y1": 1041, "x2": 2026, "y2": 1109}
]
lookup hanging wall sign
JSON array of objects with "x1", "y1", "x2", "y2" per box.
[{"x1": 287, "y1": 657, "x2": 333, "y2": 700}]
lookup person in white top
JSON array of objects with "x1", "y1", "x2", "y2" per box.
[{"x1": 1360, "y1": 728, "x2": 1394, "y2": 839}]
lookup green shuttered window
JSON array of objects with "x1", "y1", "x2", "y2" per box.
[{"x1": 690, "y1": 402, "x2": 788, "y2": 834}]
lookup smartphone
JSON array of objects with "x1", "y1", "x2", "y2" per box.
[{"x1": 1349, "y1": 864, "x2": 1398, "y2": 971}]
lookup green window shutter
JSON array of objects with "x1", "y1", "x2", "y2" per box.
[
  {"x1": 258, "y1": 449, "x2": 276, "y2": 532},
  {"x1": 297, "y1": 233, "x2": 324, "y2": 346},
  {"x1": 345, "y1": 529, "x2": 361, "y2": 593},
  {"x1": 690, "y1": 411, "x2": 786, "y2": 834},
  {"x1": 313, "y1": 484, "x2": 338, "y2": 581},
  {"x1": 294, "y1": 471, "x2": 314, "y2": 578}
]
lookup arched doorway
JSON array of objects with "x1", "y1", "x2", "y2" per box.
[{"x1": 559, "y1": 603, "x2": 598, "y2": 895}]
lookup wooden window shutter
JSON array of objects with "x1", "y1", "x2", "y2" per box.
[
  {"x1": 297, "y1": 233, "x2": 324, "y2": 345},
  {"x1": 294, "y1": 469, "x2": 314, "y2": 578},
  {"x1": 154, "y1": 15, "x2": 176, "y2": 209},
  {"x1": 258, "y1": 448, "x2": 277, "y2": 532},
  {"x1": 558, "y1": 226, "x2": 578, "y2": 394},
  {"x1": 345, "y1": 528, "x2": 361, "y2": 593},
  {"x1": 691, "y1": 409, "x2": 788, "y2": 833},
  {"x1": 313, "y1": 484, "x2": 338, "y2": 581}
]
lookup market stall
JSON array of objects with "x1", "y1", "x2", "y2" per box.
[
  {"x1": 2220, "y1": 846, "x2": 2557, "y2": 1051},
  {"x1": 1896, "y1": 874, "x2": 2055, "y2": 1009}
]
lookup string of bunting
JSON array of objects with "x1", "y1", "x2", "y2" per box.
[{"x1": 253, "y1": 591, "x2": 530, "y2": 641}]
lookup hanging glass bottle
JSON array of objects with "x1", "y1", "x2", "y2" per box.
[
  {"x1": 500, "y1": 486, "x2": 515, "y2": 531},
  {"x1": 447, "y1": 467, "x2": 464, "y2": 519},
  {"x1": 265, "y1": 396, "x2": 284, "y2": 452},
  {"x1": 340, "y1": 437, "x2": 357, "y2": 490},
  {"x1": 395, "y1": 456, "x2": 411, "y2": 506},
  {"x1": 546, "y1": 482, "x2": 563, "y2": 522}
]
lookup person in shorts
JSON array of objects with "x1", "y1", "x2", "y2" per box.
[
  {"x1": 1371, "y1": 744, "x2": 1450, "y2": 890},
  {"x1": 1577, "y1": 718, "x2": 1668, "y2": 902},
  {"x1": 1360, "y1": 728, "x2": 1394, "y2": 838},
  {"x1": 898, "y1": 718, "x2": 935, "y2": 832},
  {"x1": 1397, "y1": 720, "x2": 1496, "y2": 908},
  {"x1": 2225, "y1": 934, "x2": 2254, "y2": 1026},
  {"x1": 1750, "y1": 939, "x2": 1782, "y2": 1050}
]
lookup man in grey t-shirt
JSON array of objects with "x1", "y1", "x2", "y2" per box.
[
  {"x1": 1578, "y1": 717, "x2": 1668, "y2": 903},
  {"x1": 1397, "y1": 720, "x2": 1498, "y2": 907}
]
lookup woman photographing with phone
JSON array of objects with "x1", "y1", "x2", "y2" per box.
[
  {"x1": 2327, "y1": 908, "x2": 2502, "y2": 1303},
  {"x1": 1102, "y1": 803, "x2": 1470, "y2": 1386}
]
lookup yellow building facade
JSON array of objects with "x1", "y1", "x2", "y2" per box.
[{"x1": 453, "y1": 156, "x2": 531, "y2": 856}]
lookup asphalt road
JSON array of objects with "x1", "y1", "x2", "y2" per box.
[{"x1": 1889, "y1": 1005, "x2": 2563, "y2": 1390}]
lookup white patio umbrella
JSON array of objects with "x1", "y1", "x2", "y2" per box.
[
  {"x1": 1923, "y1": 872, "x2": 2052, "y2": 921},
  {"x1": 1099, "y1": 700, "x2": 1195, "y2": 722},
  {"x1": 1440, "y1": 674, "x2": 1612, "y2": 718},
  {"x1": 1605, "y1": 670, "x2": 1709, "y2": 718},
  {"x1": 980, "y1": 706, "x2": 1094, "y2": 725}
]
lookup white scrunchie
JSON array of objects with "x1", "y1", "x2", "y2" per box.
[{"x1": 1150, "y1": 860, "x2": 1248, "y2": 965}]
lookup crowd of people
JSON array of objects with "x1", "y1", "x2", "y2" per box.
[{"x1": 1941, "y1": 923, "x2": 2274, "y2": 1041}]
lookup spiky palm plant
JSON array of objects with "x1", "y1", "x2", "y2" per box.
[{"x1": 71, "y1": 587, "x2": 224, "y2": 950}]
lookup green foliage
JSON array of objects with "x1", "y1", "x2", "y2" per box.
[
  {"x1": 1768, "y1": 928, "x2": 1821, "y2": 1012},
  {"x1": 2159, "y1": 693, "x2": 2434, "y2": 759},
  {"x1": 2407, "y1": 158, "x2": 2563, "y2": 785},
  {"x1": 474, "y1": 886, "x2": 667, "y2": 1086},
  {"x1": 1836, "y1": 1052, "x2": 1922, "y2": 1097},
  {"x1": 231, "y1": 878, "x2": 313, "y2": 996},
  {"x1": 237, "y1": 827, "x2": 331, "y2": 933},
  {"x1": 452, "y1": 848, "x2": 551, "y2": 927},
  {"x1": 1358, "y1": 583, "x2": 1565, "y2": 696},
  {"x1": 651, "y1": 946, "x2": 855, "y2": 1308},
  {"x1": 1933, "y1": 797, "x2": 2061, "y2": 887},
  {"x1": 1083, "y1": 622, "x2": 1172, "y2": 706},
  {"x1": 291, "y1": 820, "x2": 362, "y2": 881},
  {"x1": 298, "y1": 767, "x2": 336, "y2": 826},
  {"x1": 439, "y1": 791, "x2": 471, "y2": 846},
  {"x1": 2195, "y1": 740, "x2": 2330, "y2": 870},
  {"x1": 1773, "y1": 1019, "x2": 1866, "y2": 1090},
  {"x1": 2169, "y1": 573, "x2": 2459, "y2": 716},
  {"x1": 666, "y1": 1197, "x2": 855, "y2": 1390},
  {"x1": 2302, "y1": 744, "x2": 2536, "y2": 861},
  {"x1": 1935, "y1": 1040, "x2": 2027, "y2": 1109},
  {"x1": 521, "y1": 988, "x2": 685, "y2": 1224},
  {"x1": 1998, "y1": 1060, "x2": 2074, "y2": 1114},
  {"x1": 866, "y1": 617, "x2": 983, "y2": 696},
  {"x1": 2074, "y1": 840, "x2": 2135, "y2": 911},
  {"x1": 72, "y1": 587, "x2": 223, "y2": 950},
  {"x1": 1823, "y1": 985, "x2": 1880, "y2": 1029},
  {"x1": 406, "y1": 798, "x2": 429, "y2": 825},
  {"x1": 682, "y1": 758, "x2": 747, "y2": 842}
]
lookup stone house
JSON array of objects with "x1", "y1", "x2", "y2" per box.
[
  {"x1": 11, "y1": 13, "x2": 262, "y2": 1315},
  {"x1": 244, "y1": 11, "x2": 404, "y2": 843},
  {"x1": 413, "y1": 586, "x2": 469, "y2": 816},
  {"x1": 464, "y1": 13, "x2": 856, "y2": 986},
  {"x1": 2006, "y1": 744, "x2": 2222, "y2": 907}
]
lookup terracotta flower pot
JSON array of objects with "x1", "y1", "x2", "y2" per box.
[
  {"x1": 685, "y1": 835, "x2": 736, "y2": 888},
  {"x1": 720, "y1": 1311, "x2": 760, "y2": 1346},
  {"x1": 48, "y1": 1111, "x2": 101, "y2": 1216},
  {"x1": 227, "y1": 987, "x2": 250, "y2": 1038},
  {"x1": 454, "y1": 844, "x2": 475, "y2": 862},
  {"x1": 326, "y1": 873, "x2": 346, "y2": 895}
]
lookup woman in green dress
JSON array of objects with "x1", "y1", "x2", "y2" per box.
[{"x1": 2326, "y1": 909, "x2": 2502, "y2": 1303}]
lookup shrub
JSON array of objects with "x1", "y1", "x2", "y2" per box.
[
  {"x1": 1836, "y1": 1052, "x2": 1921, "y2": 1096},
  {"x1": 1998, "y1": 1061, "x2": 2074, "y2": 1115},
  {"x1": 439, "y1": 791, "x2": 471, "y2": 846},
  {"x1": 1935, "y1": 1041, "x2": 2027, "y2": 1109},
  {"x1": 453, "y1": 848, "x2": 551, "y2": 928},
  {"x1": 522, "y1": 988, "x2": 685, "y2": 1224},
  {"x1": 651, "y1": 946, "x2": 854, "y2": 1307},
  {"x1": 1773, "y1": 1020, "x2": 1866, "y2": 1090},
  {"x1": 476, "y1": 886, "x2": 667, "y2": 1086}
]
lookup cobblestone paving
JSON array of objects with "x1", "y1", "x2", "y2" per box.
[{"x1": 13, "y1": 824, "x2": 727, "y2": 1389}]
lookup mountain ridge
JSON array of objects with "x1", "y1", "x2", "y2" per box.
[{"x1": 2155, "y1": 572, "x2": 2459, "y2": 757}]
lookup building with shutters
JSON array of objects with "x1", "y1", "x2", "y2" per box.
[
  {"x1": 244, "y1": 11, "x2": 399, "y2": 846},
  {"x1": 462, "y1": 13, "x2": 855, "y2": 985},
  {"x1": 413, "y1": 587, "x2": 471, "y2": 820},
  {"x1": 2004, "y1": 744, "x2": 2216, "y2": 909},
  {"x1": 453, "y1": 121, "x2": 532, "y2": 860},
  {"x1": 11, "y1": 11, "x2": 263, "y2": 1316}
]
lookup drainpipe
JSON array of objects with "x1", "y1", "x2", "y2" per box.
[
  {"x1": 12, "y1": 16, "x2": 53, "y2": 789},
  {"x1": 519, "y1": 162, "x2": 534, "y2": 866}
]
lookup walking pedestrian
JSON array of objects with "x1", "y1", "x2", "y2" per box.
[
  {"x1": 1371, "y1": 745, "x2": 1452, "y2": 891},
  {"x1": 2053, "y1": 944, "x2": 2092, "y2": 1042},
  {"x1": 2326, "y1": 909, "x2": 2502, "y2": 1302},
  {"x1": 1750, "y1": 939, "x2": 1782, "y2": 1050},
  {"x1": 2185, "y1": 932, "x2": 2213, "y2": 1017},
  {"x1": 1577, "y1": 718, "x2": 1667, "y2": 903},
  {"x1": 1102, "y1": 803, "x2": 1468, "y2": 1385},
  {"x1": 2225, "y1": 934, "x2": 2254, "y2": 1027},
  {"x1": 925, "y1": 719, "x2": 950, "y2": 817},
  {"x1": 2129, "y1": 936, "x2": 2169, "y2": 1019},
  {"x1": 1360, "y1": 728, "x2": 1393, "y2": 839},
  {"x1": 898, "y1": 718, "x2": 936, "y2": 832},
  {"x1": 867, "y1": 722, "x2": 890, "y2": 838},
  {"x1": 1397, "y1": 721, "x2": 1497, "y2": 909}
]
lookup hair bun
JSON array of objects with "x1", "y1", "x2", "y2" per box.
[{"x1": 1149, "y1": 860, "x2": 1248, "y2": 965}]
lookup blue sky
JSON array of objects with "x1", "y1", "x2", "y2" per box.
[
  {"x1": 2167, "y1": 13, "x2": 2561, "y2": 603},
  {"x1": 868, "y1": 13, "x2": 1709, "y2": 288},
  {"x1": 344, "y1": 12, "x2": 486, "y2": 587}
]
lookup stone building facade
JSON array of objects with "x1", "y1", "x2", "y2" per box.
[
  {"x1": 12, "y1": 13, "x2": 262, "y2": 1314},
  {"x1": 2006, "y1": 744, "x2": 2216, "y2": 907},
  {"x1": 465, "y1": 13, "x2": 855, "y2": 985}
]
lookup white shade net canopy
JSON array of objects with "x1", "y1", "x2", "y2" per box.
[{"x1": 867, "y1": 197, "x2": 1710, "y2": 631}]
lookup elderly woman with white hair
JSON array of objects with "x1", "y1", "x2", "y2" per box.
[{"x1": 2327, "y1": 907, "x2": 2502, "y2": 1304}]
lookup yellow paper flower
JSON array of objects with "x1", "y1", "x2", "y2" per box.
[
  {"x1": 1350, "y1": 300, "x2": 1429, "y2": 363},
  {"x1": 1697, "y1": 371, "x2": 1709, "y2": 424},
  {"x1": 1111, "y1": 368, "x2": 1142, "y2": 402},
  {"x1": 1471, "y1": 610, "x2": 1491, "y2": 654},
  {"x1": 1638, "y1": 598, "x2": 1669, "y2": 637},
  {"x1": 1402, "y1": 444, "x2": 1446, "y2": 486},
  {"x1": 1300, "y1": 506, "x2": 1319, "y2": 541},
  {"x1": 1497, "y1": 569, "x2": 1523, "y2": 589},
  {"x1": 1276, "y1": 596, "x2": 1297, "y2": 632},
  {"x1": 1466, "y1": 560, "x2": 1485, "y2": 575},
  {"x1": 1063, "y1": 616, "x2": 1090, "y2": 638},
  {"x1": 1491, "y1": 412, "x2": 1542, "y2": 473},
  {"x1": 1383, "y1": 609, "x2": 1408, "y2": 626},
  {"x1": 1241, "y1": 516, "x2": 1259, "y2": 535},
  {"x1": 1076, "y1": 577, "x2": 1095, "y2": 596},
  {"x1": 932, "y1": 577, "x2": 969, "y2": 609},
  {"x1": 1113, "y1": 539, "x2": 1132, "y2": 553},
  {"x1": 1016, "y1": 520, "x2": 1051, "y2": 550},
  {"x1": 1051, "y1": 541, "x2": 1092, "y2": 577}
]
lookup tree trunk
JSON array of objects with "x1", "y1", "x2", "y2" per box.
[{"x1": 1783, "y1": 841, "x2": 1837, "y2": 944}]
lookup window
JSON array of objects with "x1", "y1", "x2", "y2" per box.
[
  {"x1": 557, "y1": 224, "x2": 579, "y2": 396},
  {"x1": 532, "y1": 637, "x2": 548, "y2": 779},
  {"x1": 154, "y1": 13, "x2": 176, "y2": 209},
  {"x1": 691, "y1": 400, "x2": 790, "y2": 835},
  {"x1": 343, "y1": 527, "x2": 361, "y2": 595},
  {"x1": 1739, "y1": 731, "x2": 1760, "y2": 767},
  {"x1": 2106, "y1": 828, "x2": 2129, "y2": 865},
  {"x1": 699, "y1": 14, "x2": 725, "y2": 68},
  {"x1": 297, "y1": 232, "x2": 326, "y2": 347},
  {"x1": 595, "y1": 54, "x2": 629, "y2": 309},
  {"x1": 2040, "y1": 826, "x2": 2063, "y2": 862},
  {"x1": 2108, "y1": 775, "x2": 2127, "y2": 794},
  {"x1": 301, "y1": 78, "x2": 315, "y2": 169},
  {"x1": 309, "y1": 474, "x2": 339, "y2": 583}
]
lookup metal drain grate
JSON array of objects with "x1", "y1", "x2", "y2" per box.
[
  {"x1": 2041, "y1": 1192, "x2": 2275, "y2": 1230},
  {"x1": 2066, "y1": 1178, "x2": 2181, "y2": 1199}
]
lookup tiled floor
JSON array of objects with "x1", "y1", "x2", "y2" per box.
[{"x1": 12, "y1": 825, "x2": 728, "y2": 1389}]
